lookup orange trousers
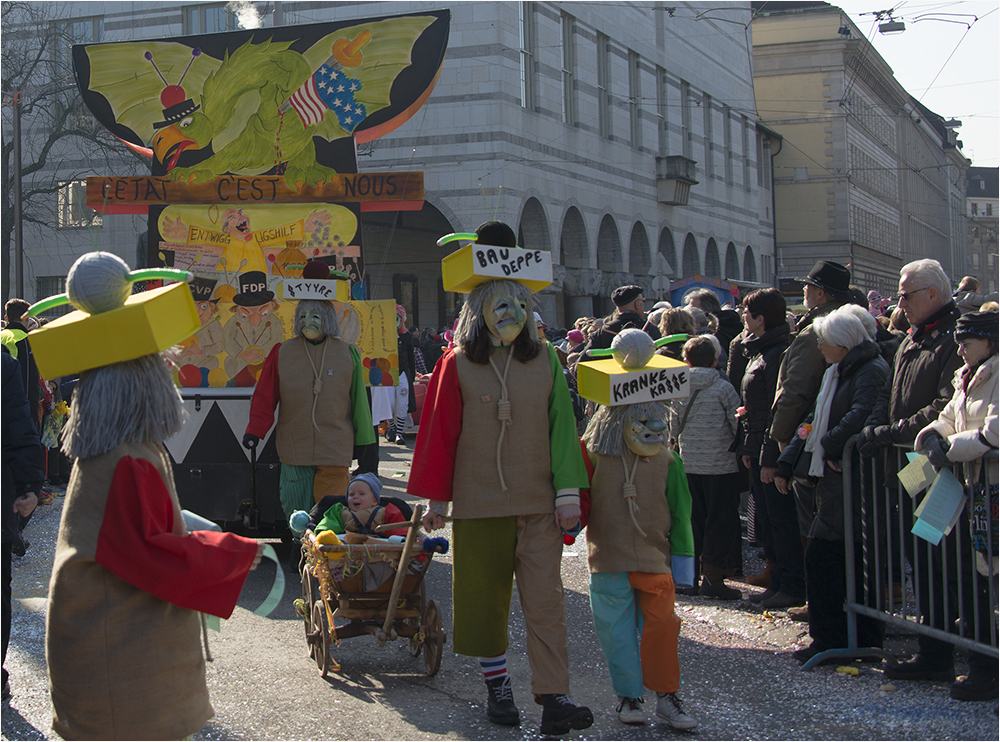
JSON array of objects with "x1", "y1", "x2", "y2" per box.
[{"x1": 588, "y1": 571, "x2": 681, "y2": 697}]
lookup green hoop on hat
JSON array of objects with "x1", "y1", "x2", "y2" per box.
[{"x1": 27, "y1": 268, "x2": 192, "y2": 317}]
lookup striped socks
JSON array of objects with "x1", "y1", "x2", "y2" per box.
[{"x1": 479, "y1": 653, "x2": 508, "y2": 682}]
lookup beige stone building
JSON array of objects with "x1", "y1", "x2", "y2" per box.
[
  {"x1": 966, "y1": 167, "x2": 998, "y2": 295},
  {"x1": 751, "y1": 2, "x2": 969, "y2": 297}
]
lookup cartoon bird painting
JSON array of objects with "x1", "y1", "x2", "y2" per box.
[{"x1": 74, "y1": 12, "x2": 449, "y2": 190}]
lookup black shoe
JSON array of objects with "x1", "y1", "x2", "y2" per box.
[
  {"x1": 950, "y1": 673, "x2": 999, "y2": 702},
  {"x1": 485, "y1": 676, "x2": 519, "y2": 726},
  {"x1": 883, "y1": 654, "x2": 955, "y2": 682},
  {"x1": 759, "y1": 591, "x2": 805, "y2": 610},
  {"x1": 676, "y1": 584, "x2": 701, "y2": 597},
  {"x1": 749, "y1": 587, "x2": 777, "y2": 604},
  {"x1": 698, "y1": 577, "x2": 742, "y2": 601},
  {"x1": 538, "y1": 693, "x2": 594, "y2": 735},
  {"x1": 394, "y1": 433, "x2": 406, "y2": 445},
  {"x1": 792, "y1": 644, "x2": 836, "y2": 666}
]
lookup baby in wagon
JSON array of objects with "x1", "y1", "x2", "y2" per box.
[{"x1": 310, "y1": 473, "x2": 410, "y2": 542}]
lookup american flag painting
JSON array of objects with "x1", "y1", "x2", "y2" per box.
[{"x1": 285, "y1": 65, "x2": 367, "y2": 131}]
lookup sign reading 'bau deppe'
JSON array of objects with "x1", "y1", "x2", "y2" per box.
[{"x1": 441, "y1": 244, "x2": 553, "y2": 293}]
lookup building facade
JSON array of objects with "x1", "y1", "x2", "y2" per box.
[
  {"x1": 966, "y1": 167, "x2": 998, "y2": 295},
  {"x1": 751, "y1": 2, "x2": 970, "y2": 297},
  {"x1": 4, "y1": 1, "x2": 777, "y2": 328}
]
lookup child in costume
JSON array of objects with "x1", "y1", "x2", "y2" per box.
[
  {"x1": 576, "y1": 331, "x2": 698, "y2": 729},
  {"x1": 243, "y1": 261, "x2": 374, "y2": 516},
  {"x1": 408, "y1": 221, "x2": 593, "y2": 736},
  {"x1": 31, "y1": 252, "x2": 263, "y2": 741}
]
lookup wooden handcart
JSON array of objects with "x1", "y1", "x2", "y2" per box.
[{"x1": 297, "y1": 503, "x2": 446, "y2": 677}]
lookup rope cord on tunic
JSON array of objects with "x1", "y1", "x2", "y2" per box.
[
  {"x1": 303, "y1": 338, "x2": 329, "y2": 434},
  {"x1": 620, "y1": 451, "x2": 647, "y2": 537},
  {"x1": 487, "y1": 346, "x2": 515, "y2": 492}
]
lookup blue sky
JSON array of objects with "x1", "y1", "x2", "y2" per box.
[{"x1": 843, "y1": 0, "x2": 1000, "y2": 168}]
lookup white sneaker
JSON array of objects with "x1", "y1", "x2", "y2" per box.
[
  {"x1": 655, "y1": 692, "x2": 698, "y2": 730},
  {"x1": 616, "y1": 696, "x2": 645, "y2": 725}
]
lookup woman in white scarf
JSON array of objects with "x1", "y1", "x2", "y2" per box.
[{"x1": 775, "y1": 308, "x2": 890, "y2": 664}]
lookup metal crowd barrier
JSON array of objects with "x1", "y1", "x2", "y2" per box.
[{"x1": 802, "y1": 436, "x2": 998, "y2": 670}]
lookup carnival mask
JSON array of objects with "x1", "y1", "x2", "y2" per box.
[
  {"x1": 484, "y1": 293, "x2": 527, "y2": 344},
  {"x1": 624, "y1": 415, "x2": 666, "y2": 458},
  {"x1": 300, "y1": 308, "x2": 326, "y2": 342}
]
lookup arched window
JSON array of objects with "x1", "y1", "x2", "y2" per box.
[
  {"x1": 682, "y1": 233, "x2": 700, "y2": 275},
  {"x1": 597, "y1": 214, "x2": 622, "y2": 272},
  {"x1": 725, "y1": 242, "x2": 739, "y2": 280},
  {"x1": 743, "y1": 246, "x2": 757, "y2": 282},
  {"x1": 560, "y1": 207, "x2": 589, "y2": 269},
  {"x1": 704, "y1": 238, "x2": 721, "y2": 278}
]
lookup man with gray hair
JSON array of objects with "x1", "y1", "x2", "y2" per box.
[{"x1": 857, "y1": 259, "x2": 971, "y2": 696}]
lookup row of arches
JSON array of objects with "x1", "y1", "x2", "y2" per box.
[{"x1": 518, "y1": 198, "x2": 760, "y2": 283}]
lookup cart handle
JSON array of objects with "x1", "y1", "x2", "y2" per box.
[{"x1": 379, "y1": 504, "x2": 424, "y2": 645}]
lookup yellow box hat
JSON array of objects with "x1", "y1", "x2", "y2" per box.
[
  {"x1": 26, "y1": 252, "x2": 198, "y2": 379},
  {"x1": 576, "y1": 329, "x2": 691, "y2": 406},
  {"x1": 438, "y1": 232, "x2": 552, "y2": 294}
]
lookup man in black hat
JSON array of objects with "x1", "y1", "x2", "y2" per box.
[
  {"x1": 222, "y1": 271, "x2": 284, "y2": 384},
  {"x1": 585, "y1": 285, "x2": 660, "y2": 355},
  {"x1": 765, "y1": 260, "x2": 852, "y2": 610}
]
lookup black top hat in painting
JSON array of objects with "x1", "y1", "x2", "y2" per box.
[{"x1": 233, "y1": 271, "x2": 274, "y2": 307}]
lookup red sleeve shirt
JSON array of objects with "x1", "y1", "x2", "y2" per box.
[
  {"x1": 95, "y1": 456, "x2": 259, "y2": 619},
  {"x1": 246, "y1": 342, "x2": 282, "y2": 439},
  {"x1": 406, "y1": 350, "x2": 463, "y2": 502}
]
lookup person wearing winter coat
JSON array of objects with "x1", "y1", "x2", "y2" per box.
[
  {"x1": 585, "y1": 285, "x2": 661, "y2": 356},
  {"x1": 667, "y1": 335, "x2": 741, "y2": 599},
  {"x1": 913, "y1": 310, "x2": 998, "y2": 701},
  {"x1": 738, "y1": 288, "x2": 805, "y2": 610},
  {"x1": 775, "y1": 310, "x2": 889, "y2": 663},
  {"x1": 2, "y1": 348, "x2": 44, "y2": 700},
  {"x1": 857, "y1": 260, "x2": 971, "y2": 694},
  {"x1": 770, "y1": 261, "x2": 852, "y2": 539}
]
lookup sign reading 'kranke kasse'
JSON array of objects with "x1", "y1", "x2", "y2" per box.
[{"x1": 576, "y1": 355, "x2": 691, "y2": 407}]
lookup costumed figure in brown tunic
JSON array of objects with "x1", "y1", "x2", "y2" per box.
[
  {"x1": 575, "y1": 329, "x2": 697, "y2": 728},
  {"x1": 408, "y1": 221, "x2": 593, "y2": 736},
  {"x1": 244, "y1": 260, "x2": 374, "y2": 517},
  {"x1": 28, "y1": 252, "x2": 263, "y2": 741}
]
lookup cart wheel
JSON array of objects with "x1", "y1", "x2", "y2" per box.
[
  {"x1": 423, "y1": 599, "x2": 444, "y2": 676},
  {"x1": 408, "y1": 582, "x2": 427, "y2": 657},
  {"x1": 312, "y1": 601, "x2": 330, "y2": 678},
  {"x1": 301, "y1": 565, "x2": 314, "y2": 642}
]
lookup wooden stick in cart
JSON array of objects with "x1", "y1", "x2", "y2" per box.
[{"x1": 378, "y1": 504, "x2": 424, "y2": 646}]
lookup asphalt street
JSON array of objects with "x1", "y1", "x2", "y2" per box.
[{"x1": 3, "y1": 442, "x2": 998, "y2": 741}]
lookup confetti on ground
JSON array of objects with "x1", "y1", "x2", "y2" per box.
[{"x1": 837, "y1": 666, "x2": 860, "y2": 676}]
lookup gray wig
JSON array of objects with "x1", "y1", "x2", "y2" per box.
[
  {"x1": 454, "y1": 279, "x2": 541, "y2": 347},
  {"x1": 582, "y1": 401, "x2": 669, "y2": 457},
  {"x1": 62, "y1": 351, "x2": 185, "y2": 460},
  {"x1": 294, "y1": 299, "x2": 340, "y2": 339}
]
